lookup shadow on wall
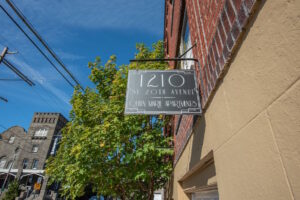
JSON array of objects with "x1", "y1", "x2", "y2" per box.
[
  {"x1": 179, "y1": 115, "x2": 217, "y2": 193},
  {"x1": 177, "y1": 0, "x2": 268, "y2": 195},
  {"x1": 189, "y1": 116, "x2": 206, "y2": 169}
]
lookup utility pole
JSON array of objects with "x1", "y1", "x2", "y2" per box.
[
  {"x1": 0, "y1": 47, "x2": 8, "y2": 63},
  {"x1": 0, "y1": 46, "x2": 35, "y2": 87},
  {"x1": 0, "y1": 47, "x2": 9, "y2": 103},
  {"x1": 0, "y1": 46, "x2": 35, "y2": 103}
]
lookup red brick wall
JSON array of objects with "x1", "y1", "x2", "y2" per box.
[{"x1": 164, "y1": 0, "x2": 258, "y2": 163}]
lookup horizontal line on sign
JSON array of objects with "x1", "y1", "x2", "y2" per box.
[{"x1": 151, "y1": 97, "x2": 176, "y2": 99}]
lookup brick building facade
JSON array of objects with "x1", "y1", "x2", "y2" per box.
[
  {"x1": 164, "y1": 0, "x2": 300, "y2": 199},
  {"x1": 0, "y1": 112, "x2": 67, "y2": 200}
]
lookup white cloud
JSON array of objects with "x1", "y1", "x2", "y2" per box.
[
  {"x1": 7, "y1": 56, "x2": 72, "y2": 107},
  {"x1": 54, "y1": 50, "x2": 85, "y2": 61}
]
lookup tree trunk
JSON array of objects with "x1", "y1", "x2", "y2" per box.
[
  {"x1": 119, "y1": 186, "x2": 127, "y2": 200},
  {"x1": 148, "y1": 177, "x2": 154, "y2": 200}
]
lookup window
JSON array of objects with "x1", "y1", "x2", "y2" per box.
[
  {"x1": 32, "y1": 145, "x2": 39, "y2": 153},
  {"x1": 179, "y1": 9, "x2": 194, "y2": 70},
  {"x1": 8, "y1": 136, "x2": 15, "y2": 143},
  {"x1": 15, "y1": 147, "x2": 20, "y2": 154},
  {"x1": 34, "y1": 128, "x2": 48, "y2": 137},
  {"x1": 50, "y1": 137, "x2": 59, "y2": 155},
  {"x1": 28, "y1": 175, "x2": 33, "y2": 183},
  {"x1": 6, "y1": 160, "x2": 13, "y2": 169},
  {"x1": 22, "y1": 159, "x2": 28, "y2": 169},
  {"x1": 0, "y1": 156, "x2": 7, "y2": 169},
  {"x1": 32, "y1": 159, "x2": 39, "y2": 169},
  {"x1": 37, "y1": 177, "x2": 42, "y2": 184},
  {"x1": 154, "y1": 193, "x2": 162, "y2": 200}
]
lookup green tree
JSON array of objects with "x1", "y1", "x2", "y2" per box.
[
  {"x1": 46, "y1": 41, "x2": 173, "y2": 200},
  {"x1": 2, "y1": 180, "x2": 19, "y2": 200}
]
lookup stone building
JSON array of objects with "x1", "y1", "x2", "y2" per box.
[
  {"x1": 163, "y1": 0, "x2": 300, "y2": 200},
  {"x1": 0, "y1": 112, "x2": 67, "y2": 199}
]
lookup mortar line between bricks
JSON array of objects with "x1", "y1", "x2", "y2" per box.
[
  {"x1": 229, "y1": 0, "x2": 242, "y2": 29},
  {"x1": 216, "y1": 25, "x2": 224, "y2": 49},
  {"x1": 242, "y1": 1, "x2": 250, "y2": 16},
  {"x1": 211, "y1": 39, "x2": 218, "y2": 64},
  {"x1": 191, "y1": 0, "x2": 205, "y2": 65},
  {"x1": 225, "y1": 2, "x2": 238, "y2": 44},
  {"x1": 195, "y1": 0, "x2": 209, "y2": 55},
  {"x1": 217, "y1": 27, "x2": 224, "y2": 51},
  {"x1": 219, "y1": 11, "x2": 229, "y2": 42},
  {"x1": 209, "y1": 50, "x2": 218, "y2": 80},
  {"x1": 224, "y1": 2, "x2": 233, "y2": 27}
]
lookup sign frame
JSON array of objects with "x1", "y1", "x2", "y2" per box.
[{"x1": 125, "y1": 69, "x2": 202, "y2": 115}]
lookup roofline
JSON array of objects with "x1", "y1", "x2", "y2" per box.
[
  {"x1": 33, "y1": 112, "x2": 68, "y2": 122},
  {"x1": 0, "y1": 125, "x2": 27, "y2": 135}
]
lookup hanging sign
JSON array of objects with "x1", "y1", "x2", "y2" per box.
[{"x1": 125, "y1": 70, "x2": 202, "y2": 115}]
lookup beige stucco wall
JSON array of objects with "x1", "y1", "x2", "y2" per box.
[{"x1": 172, "y1": 0, "x2": 300, "y2": 199}]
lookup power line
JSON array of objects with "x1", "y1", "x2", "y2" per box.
[
  {"x1": 1, "y1": 46, "x2": 34, "y2": 86},
  {"x1": 0, "y1": 4, "x2": 75, "y2": 89},
  {"x1": 5, "y1": 44, "x2": 70, "y2": 113},
  {"x1": 6, "y1": 0, "x2": 83, "y2": 90},
  {"x1": 1, "y1": 53, "x2": 52, "y2": 112},
  {"x1": 2, "y1": 58, "x2": 35, "y2": 86},
  {"x1": 0, "y1": 96, "x2": 8, "y2": 102},
  {"x1": 0, "y1": 34, "x2": 71, "y2": 113},
  {"x1": 1, "y1": 46, "x2": 35, "y2": 104}
]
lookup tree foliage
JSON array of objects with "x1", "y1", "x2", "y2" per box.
[
  {"x1": 2, "y1": 180, "x2": 19, "y2": 200},
  {"x1": 46, "y1": 41, "x2": 173, "y2": 200}
]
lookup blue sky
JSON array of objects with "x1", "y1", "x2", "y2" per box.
[{"x1": 0, "y1": 0, "x2": 164, "y2": 131}]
